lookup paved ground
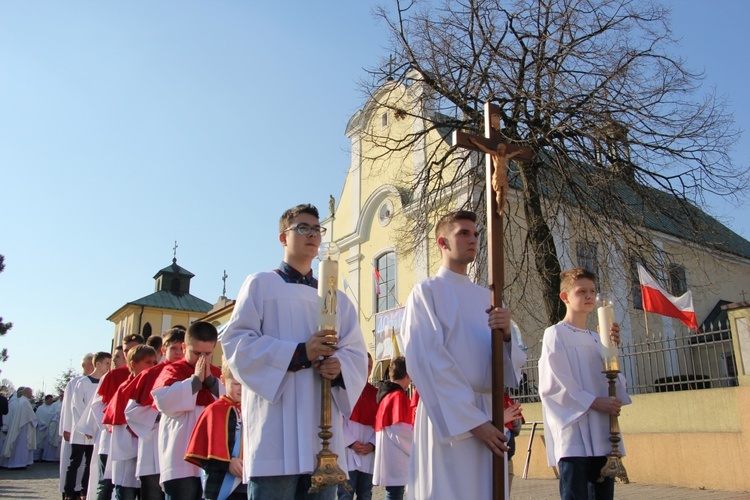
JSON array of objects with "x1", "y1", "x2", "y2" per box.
[{"x1": 3, "y1": 461, "x2": 750, "y2": 499}]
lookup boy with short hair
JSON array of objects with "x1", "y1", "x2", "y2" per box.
[
  {"x1": 64, "y1": 351, "x2": 110, "y2": 500},
  {"x1": 126, "y1": 327, "x2": 185, "y2": 499},
  {"x1": 373, "y1": 356, "x2": 413, "y2": 500},
  {"x1": 184, "y1": 359, "x2": 246, "y2": 500},
  {"x1": 222, "y1": 203, "x2": 367, "y2": 500},
  {"x1": 338, "y1": 353, "x2": 377, "y2": 500},
  {"x1": 108, "y1": 345, "x2": 158, "y2": 500},
  {"x1": 539, "y1": 267, "x2": 631, "y2": 500},
  {"x1": 88, "y1": 335, "x2": 144, "y2": 499},
  {"x1": 152, "y1": 321, "x2": 222, "y2": 500}
]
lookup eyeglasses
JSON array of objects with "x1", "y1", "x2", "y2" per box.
[{"x1": 282, "y1": 223, "x2": 327, "y2": 236}]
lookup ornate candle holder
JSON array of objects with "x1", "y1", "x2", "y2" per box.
[
  {"x1": 309, "y1": 242, "x2": 350, "y2": 493},
  {"x1": 596, "y1": 293, "x2": 629, "y2": 484}
]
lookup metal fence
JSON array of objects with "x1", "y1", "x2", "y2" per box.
[{"x1": 508, "y1": 322, "x2": 738, "y2": 404}]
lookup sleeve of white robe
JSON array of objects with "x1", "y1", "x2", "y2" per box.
[
  {"x1": 221, "y1": 273, "x2": 367, "y2": 413},
  {"x1": 151, "y1": 377, "x2": 198, "y2": 417},
  {"x1": 60, "y1": 378, "x2": 77, "y2": 436},
  {"x1": 329, "y1": 296, "x2": 368, "y2": 417},
  {"x1": 539, "y1": 326, "x2": 629, "y2": 429},
  {"x1": 221, "y1": 274, "x2": 301, "y2": 404},
  {"x1": 401, "y1": 284, "x2": 518, "y2": 443},
  {"x1": 124, "y1": 400, "x2": 159, "y2": 439},
  {"x1": 384, "y1": 422, "x2": 413, "y2": 456}
]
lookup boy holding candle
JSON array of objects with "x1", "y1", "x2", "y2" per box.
[
  {"x1": 221, "y1": 203, "x2": 368, "y2": 500},
  {"x1": 538, "y1": 267, "x2": 631, "y2": 500}
]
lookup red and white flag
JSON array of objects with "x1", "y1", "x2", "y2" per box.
[
  {"x1": 637, "y1": 264, "x2": 698, "y2": 330},
  {"x1": 374, "y1": 268, "x2": 382, "y2": 295}
]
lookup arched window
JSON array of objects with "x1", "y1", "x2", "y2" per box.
[
  {"x1": 142, "y1": 322, "x2": 152, "y2": 340},
  {"x1": 375, "y1": 251, "x2": 397, "y2": 312},
  {"x1": 171, "y1": 277, "x2": 181, "y2": 293}
]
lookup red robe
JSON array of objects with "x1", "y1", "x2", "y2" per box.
[
  {"x1": 184, "y1": 395, "x2": 241, "y2": 466},
  {"x1": 98, "y1": 365, "x2": 131, "y2": 405},
  {"x1": 374, "y1": 387, "x2": 413, "y2": 432},
  {"x1": 349, "y1": 383, "x2": 378, "y2": 426},
  {"x1": 152, "y1": 359, "x2": 221, "y2": 407},
  {"x1": 130, "y1": 362, "x2": 169, "y2": 408},
  {"x1": 103, "y1": 374, "x2": 135, "y2": 426}
]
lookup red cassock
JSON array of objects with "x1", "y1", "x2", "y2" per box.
[
  {"x1": 349, "y1": 383, "x2": 378, "y2": 426},
  {"x1": 374, "y1": 388, "x2": 413, "y2": 432},
  {"x1": 103, "y1": 374, "x2": 135, "y2": 426},
  {"x1": 130, "y1": 362, "x2": 169, "y2": 408},
  {"x1": 184, "y1": 396, "x2": 241, "y2": 466},
  {"x1": 98, "y1": 365, "x2": 131, "y2": 405},
  {"x1": 152, "y1": 358, "x2": 222, "y2": 406}
]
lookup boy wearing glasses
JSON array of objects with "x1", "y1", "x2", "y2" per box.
[{"x1": 222, "y1": 203, "x2": 368, "y2": 500}]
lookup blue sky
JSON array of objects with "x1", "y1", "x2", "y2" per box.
[{"x1": 1, "y1": 0, "x2": 748, "y2": 394}]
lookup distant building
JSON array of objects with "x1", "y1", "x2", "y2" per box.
[{"x1": 107, "y1": 258, "x2": 213, "y2": 348}]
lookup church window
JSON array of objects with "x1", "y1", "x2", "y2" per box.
[
  {"x1": 170, "y1": 277, "x2": 181, "y2": 293},
  {"x1": 142, "y1": 322, "x2": 152, "y2": 340},
  {"x1": 378, "y1": 200, "x2": 394, "y2": 226},
  {"x1": 668, "y1": 264, "x2": 688, "y2": 296},
  {"x1": 375, "y1": 252, "x2": 397, "y2": 312},
  {"x1": 381, "y1": 111, "x2": 389, "y2": 129},
  {"x1": 576, "y1": 241, "x2": 599, "y2": 281}
]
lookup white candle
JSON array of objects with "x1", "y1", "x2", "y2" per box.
[
  {"x1": 317, "y1": 242, "x2": 340, "y2": 331},
  {"x1": 596, "y1": 293, "x2": 620, "y2": 372},
  {"x1": 317, "y1": 258, "x2": 338, "y2": 330}
]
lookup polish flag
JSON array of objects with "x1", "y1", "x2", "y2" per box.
[
  {"x1": 637, "y1": 264, "x2": 698, "y2": 330},
  {"x1": 374, "y1": 268, "x2": 382, "y2": 295}
]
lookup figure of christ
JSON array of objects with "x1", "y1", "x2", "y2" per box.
[{"x1": 468, "y1": 139, "x2": 522, "y2": 217}]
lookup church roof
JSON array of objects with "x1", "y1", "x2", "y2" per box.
[
  {"x1": 153, "y1": 260, "x2": 195, "y2": 279},
  {"x1": 503, "y1": 160, "x2": 750, "y2": 261},
  {"x1": 128, "y1": 290, "x2": 213, "y2": 312}
]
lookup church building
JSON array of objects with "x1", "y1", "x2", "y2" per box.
[{"x1": 107, "y1": 257, "x2": 213, "y2": 348}]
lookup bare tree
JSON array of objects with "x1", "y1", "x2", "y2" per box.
[{"x1": 362, "y1": 0, "x2": 747, "y2": 327}]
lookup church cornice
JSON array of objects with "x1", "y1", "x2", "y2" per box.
[{"x1": 336, "y1": 184, "x2": 402, "y2": 251}]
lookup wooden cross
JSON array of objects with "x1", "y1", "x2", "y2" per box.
[
  {"x1": 222, "y1": 270, "x2": 229, "y2": 297},
  {"x1": 453, "y1": 102, "x2": 534, "y2": 500}
]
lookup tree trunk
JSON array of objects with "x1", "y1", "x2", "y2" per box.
[{"x1": 518, "y1": 161, "x2": 565, "y2": 325}]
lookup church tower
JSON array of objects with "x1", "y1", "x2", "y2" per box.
[{"x1": 107, "y1": 256, "x2": 213, "y2": 348}]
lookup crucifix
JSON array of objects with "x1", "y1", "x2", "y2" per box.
[
  {"x1": 172, "y1": 240, "x2": 178, "y2": 261},
  {"x1": 222, "y1": 270, "x2": 228, "y2": 297},
  {"x1": 453, "y1": 102, "x2": 534, "y2": 500}
]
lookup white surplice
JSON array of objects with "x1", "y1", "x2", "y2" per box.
[
  {"x1": 59, "y1": 376, "x2": 86, "y2": 493},
  {"x1": 539, "y1": 322, "x2": 631, "y2": 465},
  {"x1": 221, "y1": 271, "x2": 368, "y2": 479},
  {"x1": 399, "y1": 266, "x2": 526, "y2": 500},
  {"x1": 373, "y1": 421, "x2": 412, "y2": 487},
  {"x1": 341, "y1": 417, "x2": 376, "y2": 475},
  {"x1": 152, "y1": 375, "x2": 221, "y2": 484},
  {"x1": 35, "y1": 403, "x2": 55, "y2": 453},
  {"x1": 1, "y1": 395, "x2": 36, "y2": 468},
  {"x1": 125, "y1": 399, "x2": 161, "y2": 477}
]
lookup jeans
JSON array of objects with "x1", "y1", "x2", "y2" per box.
[
  {"x1": 115, "y1": 485, "x2": 139, "y2": 500},
  {"x1": 558, "y1": 456, "x2": 614, "y2": 500},
  {"x1": 139, "y1": 473, "x2": 164, "y2": 500},
  {"x1": 96, "y1": 454, "x2": 115, "y2": 500},
  {"x1": 247, "y1": 474, "x2": 336, "y2": 500},
  {"x1": 385, "y1": 485, "x2": 405, "y2": 500},
  {"x1": 337, "y1": 470, "x2": 373, "y2": 500},
  {"x1": 163, "y1": 476, "x2": 202, "y2": 500},
  {"x1": 65, "y1": 444, "x2": 94, "y2": 495}
]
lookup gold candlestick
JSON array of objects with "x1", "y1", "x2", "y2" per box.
[
  {"x1": 596, "y1": 292, "x2": 628, "y2": 484},
  {"x1": 309, "y1": 242, "x2": 350, "y2": 493}
]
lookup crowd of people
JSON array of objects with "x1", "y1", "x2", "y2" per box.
[{"x1": 2, "y1": 203, "x2": 627, "y2": 500}]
